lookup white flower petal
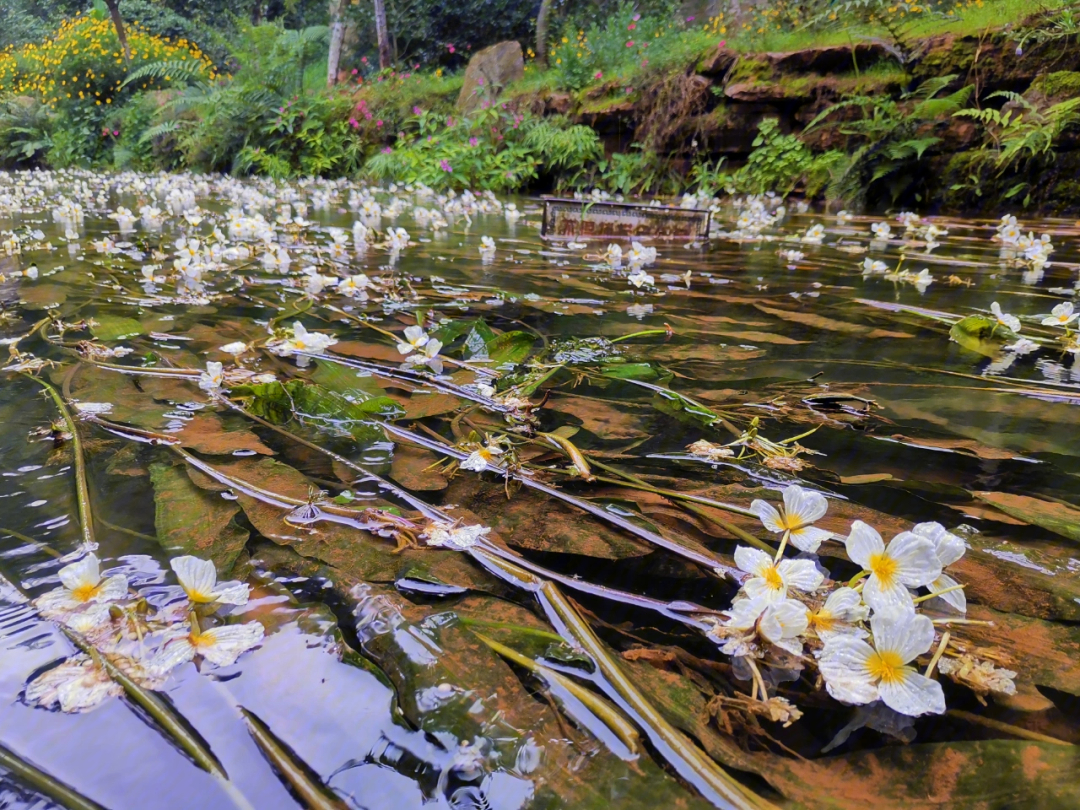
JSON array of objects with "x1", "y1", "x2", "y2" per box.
[
  {"x1": 58, "y1": 555, "x2": 100, "y2": 592},
  {"x1": 878, "y1": 671, "x2": 945, "y2": 716},
  {"x1": 818, "y1": 636, "x2": 879, "y2": 705},
  {"x1": 196, "y1": 624, "x2": 265, "y2": 667},
  {"x1": 788, "y1": 525, "x2": 831, "y2": 553},
  {"x1": 783, "y1": 485, "x2": 828, "y2": 527},
  {"x1": 777, "y1": 559, "x2": 823, "y2": 592},
  {"x1": 460, "y1": 451, "x2": 488, "y2": 472},
  {"x1": 913, "y1": 522, "x2": 966, "y2": 567},
  {"x1": 929, "y1": 572, "x2": 966, "y2": 613},
  {"x1": 93, "y1": 575, "x2": 128, "y2": 603},
  {"x1": 749, "y1": 500, "x2": 783, "y2": 533},
  {"x1": 872, "y1": 613, "x2": 935, "y2": 664},
  {"x1": 862, "y1": 573, "x2": 917, "y2": 617},
  {"x1": 823, "y1": 587, "x2": 869, "y2": 622},
  {"x1": 886, "y1": 532, "x2": 941, "y2": 588},
  {"x1": 211, "y1": 581, "x2": 251, "y2": 606},
  {"x1": 845, "y1": 521, "x2": 883, "y2": 569},
  {"x1": 146, "y1": 637, "x2": 197, "y2": 676},
  {"x1": 171, "y1": 556, "x2": 218, "y2": 602},
  {"x1": 734, "y1": 546, "x2": 773, "y2": 578}
]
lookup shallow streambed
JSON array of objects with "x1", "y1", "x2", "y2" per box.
[{"x1": 1, "y1": 172, "x2": 1079, "y2": 810}]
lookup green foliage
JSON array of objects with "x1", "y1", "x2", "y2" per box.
[
  {"x1": 805, "y1": 75, "x2": 974, "y2": 206},
  {"x1": 0, "y1": 98, "x2": 54, "y2": 167},
  {"x1": 732, "y1": 118, "x2": 815, "y2": 195},
  {"x1": 955, "y1": 91, "x2": 1080, "y2": 171}
]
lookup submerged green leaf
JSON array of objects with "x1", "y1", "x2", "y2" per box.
[
  {"x1": 485, "y1": 330, "x2": 536, "y2": 365},
  {"x1": 950, "y1": 315, "x2": 1007, "y2": 357},
  {"x1": 230, "y1": 380, "x2": 400, "y2": 441}
]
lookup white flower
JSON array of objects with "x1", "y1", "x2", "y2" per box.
[
  {"x1": 220, "y1": 342, "x2": 249, "y2": 356},
  {"x1": 862, "y1": 258, "x2": 887, "y2": 274},
  {"x1": 802, "y1": 224, "x2": 825, "y2": 243},
  {"x1": 603, "y1": 244, "x2": 623, "y2": 267},
  {"x1": 396, "y1": 325, "x2": 431, "y2": 355},
  {"x1": 911, "y1": 522, "x2": 966, "y2": 613},
  {"x1": 627, "y1": 242, "x2": 657, "y2": 266},
  {"x1": 1041, "y1": 302, "x2": 1077, "y2": 327},
  {"x1": 734, "y1": 546, "x2": 823, "y2": 604},
  {"x1": 627, "y1": 269, "x2": 654, "y2": 288},
  {"x1": 461, "y1": 441, "x2": 504, "y2": 472},
  {"x1": 34, "y1": 554, "x2": 128, "y2": 615},
  {"x1": 387, "y1": 227, "x2": 410, "y2": 251},
  {"x1": 758, "y1": 597, "x2": 810, "y2": 655},
  {"x1": 425, "y1": 522, "x2": 491, "y2": 550},
  {"x1": 844, "y1": 521, "x2": 940, "y2": 616},
  {"x1": 24, "y1": 656, "x2": 122, "y2": 713},
  {"x1": 749, "y1": 485, "x2": 832, "y2": 553},
  {"x1": 990, "y1": 302, "x2": 1021, "y2": 333},
  {"x1": 339, "y1": 274, "x2": 371, "y2": 298},
  {"x1": 147, "y1": 622, "x2": 264, "y2": 675},
  {"x1": 1003, "y1": 337, "x2": 1039, "y2": 355},
  {"x1": 170, "y1": 556, "x2": 250, "y2": 606},
  {"x1": 479, "y1": 236, "x2": 496, "y2": 255},
  {"x1": 818, "y1": 613, "x2": 945, "y2": 716},
  {"x1": 808, "y1": 587, "x2": 869, "y2": 639},
  {"x1": 72, "y1": 401, "x2": 113, "y2": 418},
  {"x1": 871, "y1": 222, "x2": 892, "y2": 239},
  {"x1": 272, "y1": 322, "x2": 338, "y2": 357},
  {"x1": 403, "y1": 337, "x2": 444, "y2": 373},
  {"x1": 198, "y1": 361, "x2": 225, "y2": 392}
]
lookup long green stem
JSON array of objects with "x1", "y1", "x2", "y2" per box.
[
  {"x1": 26, "y1": 373, "x2": 95, "y2": 551},
  {"x1": 240, "y1": 709, "x2": 347, "y2": 809},
  {"x1": 0, "y1": 743, "x2": 105, "y2": 810}
]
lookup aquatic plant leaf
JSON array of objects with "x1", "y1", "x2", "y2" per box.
[
  {"x1": 0, "y1": 742, "x2": 105, "y2": 810},
  {"x1": 485, "y1": 331, "x2": 537, "y2": 365},
  {"x1": 240, "y1": 708, "x2": 347, "y2": 810},
  {"x1": 149, "y1": 463, "x2": 249, "y2": 574},
  {"x1": 310, "y1": 360, "x2": 387, "y2": 400},
  {"x1": 601, "y1": 362, "x2": 659, "y2": 381},
  {"x1": 18, "y1": 284, "x2": 66, "y2": 310},
  {"x1": 389, "y1": 445, "x2": 448, "y2": 491},
  {"x1": 177, "y1": 413, "x2": 275, "y2": 456},
  {"x1": 950, "y1": 315, "x2": 1005, "y2": 357},
  {"x1": 230, "y1": 380, "x2": 397, "y2": 441},
  {"x1": 432, "y1": 317, "x2": 495, "y2": 347},
  {"x1": 753, "y1": 304, "x2": 913, "y2": 338},
  {"x1": 89, "y1": 315, "x2": 146, "y2": 341},
  {"x1": 973, "y1": 492, "x2": 1080, "y2": 544}
]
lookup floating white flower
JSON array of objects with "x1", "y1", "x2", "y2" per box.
[
  {"x1": 870, "y1": 222, "x2": 892, "y2": 240},
  {"x1": 425, "y1": 522, "x2": 491, "y2": 550},
  {"x1": 147, "y1": 622, "x2": 265, "y2": 675},
  {"x1": 220, "y1": 342, "x2": 249, "y2": 356},
  {"x1": 734, "y1": 546, "x2": 823, "y2": 604},
  {"x1": 403, "y1": 337, "x2": 444, "y2": 374},
  {"x1": 479, "y1": 236, "x2": 496, "y2": 256},
  {"x1": 844, "y1": 521, "x2": 940, "y2": 616},
  {"x1": 627, "y1": 242, "x2": 658, "y2": 266},
  {"x1": 1003, "y1": 337, "x2": 1039, "y2": 355},
  {"x1": 627, "y1": 269, "x2": 654, "y2": 288},
  {"x1": 603, "y1": 244, "x2": 623, "y2": 267},
  {"x1": 911, "y1": 522, "x2": 966, "y2": 613},
  {"x1": 1041, "y1": 302, "x2": 1077, "y2": 327},
  {"x1": 339, "y1": 274, "x2": 371, "y2": 298},
  {"x1": 818, "y1": 613, "x2": 945, "y2": 716},
  {"x1": 170, "y1": 556, "x2": 250, "y2": 606},
  {"x1": 198, "y1": 361, "x2": 225, "y2": 393},
  {"x1": 758, "y1": 597, "x2": 811, "y2": 655},
  {"x1": 862, "y1": 258, "x2": 887, "y2": 275},
  {"x1": 24, "y1": 656, "x2": 122, "y2": 713},
  {"x1": 35, "y1": 554, "x2": 128, "y2": 616},
  {"x1": 396, "y1": 325, "x2": 431, "y2": 355},
  {"x1": 461, "y1": 441, "x2": 505, "y2": 472},
  {"x1": 387, "y1": 227, "x2": 410, "y2": 251},
  {"x1": 807, "y1": 587, "x2": 869, "y2": 639},
  {"x1": 990, "y1": 302, "x2": 1021, "y2": 333},
  {"x1": 802, "y1": 224, "x2": 825, "y2": 243},
  {"x1": 750, "y1": 485, "x2": 832, "y2": 553},
  {"x1": 271, "y1": 322, "x2": 338, "y2": 357}
]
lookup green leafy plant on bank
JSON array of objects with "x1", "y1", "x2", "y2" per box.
[
  {"x1": 804, "y1": 74, "x2": 973, "y2": 206},
  {"x1": 954, "y1": 90, "x2": 1080, "y2": 168},
  {"x1": 0, "y1": 98, "x2": 53, "y2": 166}
]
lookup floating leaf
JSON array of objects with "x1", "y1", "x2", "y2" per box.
[
  {"x1": 90, "y1": 315, "x2": 146, "y2": 341},
  {"x1": 950, "y1": 315, "x2": 1006, "y2": 357},
  {"x1": 486, "y1": 331, "x2": 536, "y2": 365},
  {"x1": 149, "y1": 463, "x2": 249, "y2": 573},
  {"x1": 601, "y1": 362, "x2": 659, "y2": 381},
  {"x1": 231, "y1": 380, "x2": 398, "y2": 441},
  {"x1": 973, "y1": 492, "x2": 1080, "y2": 544}
]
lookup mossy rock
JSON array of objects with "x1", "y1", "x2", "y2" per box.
[{"x1": 1030, "y1": 70, "x2": 1080, "y2": 101}]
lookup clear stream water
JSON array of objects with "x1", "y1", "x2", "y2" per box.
[{"x1": 0, "y1": 171, "x2": 1079, "y2": 809}]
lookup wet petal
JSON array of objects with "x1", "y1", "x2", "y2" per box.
[
  {"x1": 196, "y1": 624, "x2": 265, "y2": 667},
  {"x1": 862, "y1": 572, "x2": 916, "y2": 617},
  {"x1": 777, "y1": 559, "x2": 823, "y2": 593},
  {"x1": 788, "y1": 525, "x2": 831, "y2": 553},
  {"x1": 887, "y1": 532, "x2": 941, "y2": 588},
  {"x1": 845, "y1": 521, "x2": 883, "y2": 569},
  {"x1": 878, "y1": 671, "x2": 945, "y2": 716},
  {"x1": 93, "y1": 575, "x2": 128, "y2": 603},
  {"x1": 734, "y1": 546, "x2": 772, "y2": 578},
  {"x1": 872, "y1": 613, "x2": 935, "y2": 664},
  {"x1": 749, "y1": 499, "x2": 783, "y2": 533},
  {"x1": 58, "y1": 554, "x2": 100, "y2": 592},
  {"x1": 929, "y1": 572, "x2": 966, "y2": 613},
  {"x1": 171, "y1": 556, "x2": 218, "y2": 602},
  {"x1": 783, "y1": 485, "x2": 827, "y2": 527},
  {"x1": 211, "y1": 581, "x2": 251, "y2": 606},
  {"x1": 818, "y1": 636, "x2": 878, "y2": 705}
]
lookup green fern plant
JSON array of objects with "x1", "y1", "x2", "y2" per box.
[{"x1": 954, "y1": 91, "x2": 1080, "y2": 169}]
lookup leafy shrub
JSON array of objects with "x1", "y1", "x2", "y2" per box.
[{"x1": 0, "y1": 97, "x2": 54, "y2": 167}]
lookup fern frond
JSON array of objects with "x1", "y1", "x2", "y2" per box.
[{"x1": 121, "y1": 60, "x2": 209, "y2": 89}]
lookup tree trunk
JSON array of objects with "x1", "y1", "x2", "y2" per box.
[
  {"x1": 327, "y1": 0, "x2": 345, "y2": 87},
  {"x1": 103, "y1": 0, "x2": 130, "y2": 62},
  {"x1": 535, "y1": 0, "x2": 552, "y2": 69},
  {"x1": 373, "y1": 0, "x2": 392, "y2": 70},
  {"x1": 251, "y1": 1, "x2": 263, "y2": 26}
]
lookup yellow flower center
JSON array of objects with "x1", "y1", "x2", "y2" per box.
[
  {"x1": 778, "y1": 508, "x2": 804, "y2": 531},
  {"x1": 866, "y1": 649, "x2": 906, "y2": 685},
  {"x1": 186, "y1": 588, "x2": 215, "y2": 604},
  {"x1": 294, "y1": 339, "x2": 306, "y2": 349},
  {"x1": 762, "y1": 565, "x2": 783, "y2": 591},
  {"x1": 190, "y1": 630, "x2": 216, "y2": 649},
  {"x1": 809, "y1": 610, "x2": 835, "y2": 631},
  {"x1": 70, "y1": 583, "x2": 99, "y2": 602},
  {"x1": 869, "y1": 552, "x2": 898, "y2": 587}
]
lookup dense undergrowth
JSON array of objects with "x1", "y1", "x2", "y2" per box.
[{"x1": 1, "y1": 1, "x2": 1080, "y2": 211}]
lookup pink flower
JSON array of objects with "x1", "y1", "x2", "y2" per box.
[
  {"x1": 362, "y1": 57, "x2": 368, "y2": 63},
  {"x1": 414, "y1": 64, "x2": 420, "y2": 69},
  {"x1": 351, "y1": 68, "x2": 358, "y2": 75},
  {"x1": 626, "y1": 40, "x2": 634, "y2": 47},
  {"x1": 349, "y1": 117, "x2": 359, "y2": 128},
  {"x1": 628, "y1": 23, "x2": 636, "y2": 30},
  {"x1": 633, "y1": 13, "x2": 640, "y2": 21},
  {"x1": 440, "y1": 159, "x2": 452, "y2": 172},
  {"x1": 478, "y1": 77, "x2": 485, "y2": 85},
  {"x1": 376, "y1": 120, "x2": 383, "y2": 127},
  {"x1": 686, "y1": 16, "x2": 695, "y2": 21},
  {"x1": 383, "y1": 146, "x2": 392, "y2": 154},
  {"x1": 413, "y1": 106, "x2": 422, "y2": 114},
  {"x1": 448, "y1": 44, "x2": 455, "y2": 53},
  {"x1": 594, "y1": 71, "x2": 603, "y2": 79},
  {"x1": 469, "y1": 137, "x2": 478, "y2": 147},
  {"x1": 718, "y1": 40, "x2": 727, "y2": 48}
]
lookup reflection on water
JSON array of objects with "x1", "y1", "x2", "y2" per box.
[{"x1": 1, "y1": 170, "x2": 1080, "y2": 809}]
